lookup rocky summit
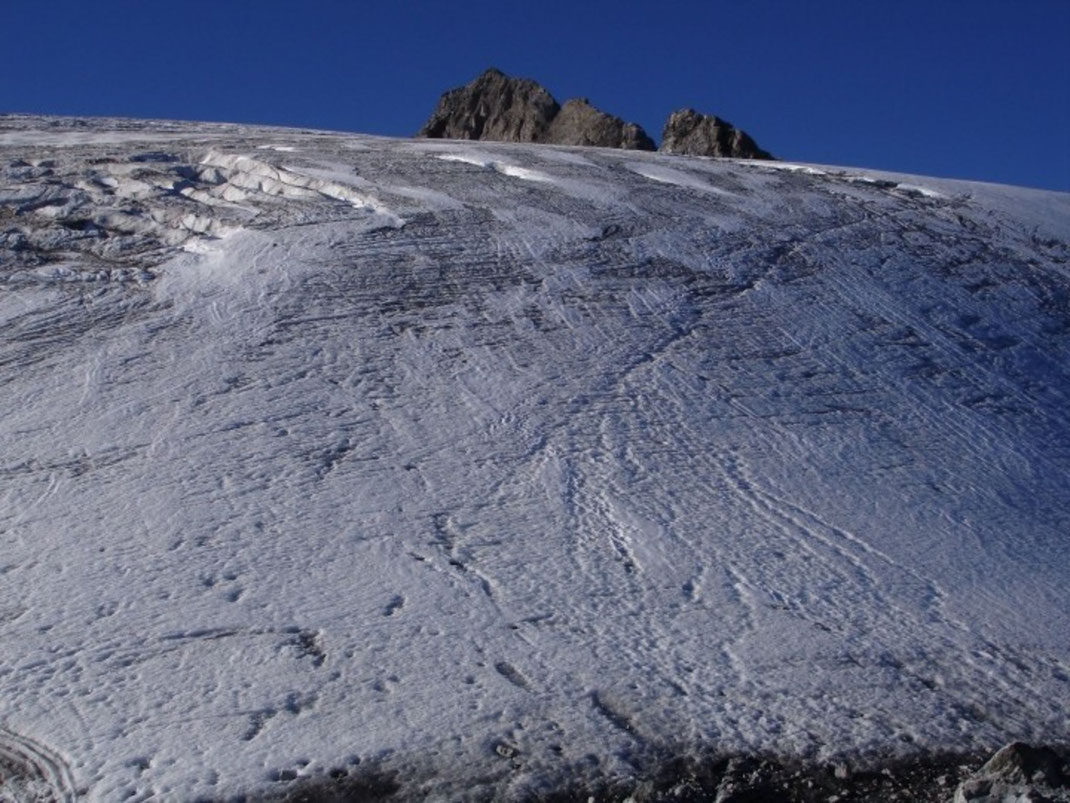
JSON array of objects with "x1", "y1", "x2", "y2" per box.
[
  {"x1": 419, "y1": 68, "x2": 655, "y2": 151},
  {"x1": 417, "y1": 68, "x2": 560, "y2": 144},
  {"x1": 419, "y1": 69, "x2": 773, "y2": 159},
  {"x1": 660, "y1": 107, "x2": 773, "y2": 159}
]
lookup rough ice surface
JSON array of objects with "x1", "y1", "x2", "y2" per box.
[{"x1": 0, "y1": 115, "x2": 1068, "y2": 801}]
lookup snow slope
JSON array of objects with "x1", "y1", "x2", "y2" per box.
[{"x1": 0, "y1": 115, "x2": 1068, "y2": 801}]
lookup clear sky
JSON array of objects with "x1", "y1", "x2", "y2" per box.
[{"x1": 2, "y1": 0, "x2": 1068, "y2": 191}]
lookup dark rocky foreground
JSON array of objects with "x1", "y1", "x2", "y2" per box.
[{"x1": 234, "y1": 742, "x2": 1070, "y2": 802}]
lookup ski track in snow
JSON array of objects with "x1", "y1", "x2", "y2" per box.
[{"x1": 0, "y1": 115, "x2": 1068, "y2": 800}]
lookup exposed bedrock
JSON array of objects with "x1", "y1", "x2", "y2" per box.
[
  {"x1": 542, "y1": 98, "x2": 656, "y2": 150},
  {"x1": 418, "y1": 68, "x2": 655, "y2": 151},
  {"x1": 419, "y1": 69, "x2": 773, "y2": 159},
  {"x1": 417, "y1": 68, "x2": 559, "y2": 144},
  {"x1": 659, "y1": 107, "x2": 773, "y2": 159}
]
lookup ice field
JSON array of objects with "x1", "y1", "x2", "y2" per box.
[{"x1": 0, "y1": 115, "x2": 1068, "y2": 800}]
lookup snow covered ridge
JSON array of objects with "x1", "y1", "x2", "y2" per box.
[{"x1": 0, "y1": 115, "x2": 1068, "y2": 802}]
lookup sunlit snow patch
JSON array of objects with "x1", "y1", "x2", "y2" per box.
[
  {"x1": 737, "y1": 159, "x2": 948, "y2": 198},
  {"x1": 436, "y1": 152, "x2": 552, "y2": 182},
  {"x1": 627, "y1": 162, "x2": 734, "y2": 195},
  {"x1": 892, "y1": 182, "x2": 944, "y2": 198},
  {"x1": 740, "y1": 160, "x2": 829, "y2": 176}
]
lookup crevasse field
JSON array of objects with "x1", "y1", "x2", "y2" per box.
[{"x1": 0, "y1": 116, "x2": 1068, "y2": 801}]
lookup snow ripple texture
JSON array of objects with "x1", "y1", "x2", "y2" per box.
[{"x1": 0, "y1": 115, "x2": 1068, "y2": 801}]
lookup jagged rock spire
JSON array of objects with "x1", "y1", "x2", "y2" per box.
[
  {"x1": 418, "y1": 68, "x2": 560, "y2": 144},
  {"x1": 659, "y1": 108, "x2": 772, "y2": 159},
  {"x1": 418, "y1": 69, "x2": 655, "y2": 151},
  {"x1": 419, "y1": 69, "x2": 772, "y2": 159}
]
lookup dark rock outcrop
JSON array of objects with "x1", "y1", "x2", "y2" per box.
[
  {"x1": 418, "y1": 69, "x2": 654, "y2": 151},
  {"x1": 418, "y1": 68, "x2": 559, "y2": 144},
  {"x1": 659, "y1": 108, "x2": 773, "y2": 159},
  {"x1": 419, "y1": 70, "x2": 775, "y2": 158},
  {"x1": 542, "y1": 98, "x2": 656, "y2": 151},
  {"x1": 954, "y1": 742, "x2": 1070, "y2": 803}
]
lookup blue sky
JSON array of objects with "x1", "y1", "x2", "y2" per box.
[{"x1": 2, "y1": 0, "x2": 1068, "y2": 191}]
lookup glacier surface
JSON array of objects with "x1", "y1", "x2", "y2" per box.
[{"x1": 0, "y1": 115, "x2": 1068, "y2": 800}]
